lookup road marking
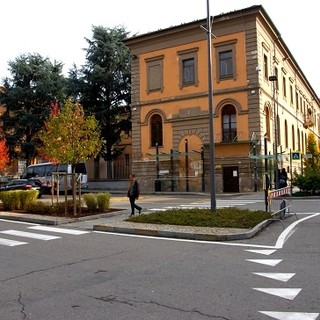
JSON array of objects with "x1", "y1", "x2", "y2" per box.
[
  {"x1": 94, "y1": 212, "x2": 320, "y2": 250},
  {"x1": 0, "y1": 237, "x2": 28, "y2": 246},
  {"x1": 246, "y1": 259, "x2": 282, "y2": 266},
  {"x1": 275, "y1": 213, "x2": 320, "y2": 248},
  {"x1": 259, "y1": 311, "x2": 319, "y2": 319},
  {"x1": 29, "y1": 226, "x2": 90, "y2": 235},
  {"x1": 0, "y1": 219, "x2": 39, "y2": 226},
  {"x1": 149, "y1": 199, "x2": 264, "y2": 211},
  {"x1": 0, "y1": 230, "x2": 60, "y2": 241},
  {"x1": 253, "y1": 273, "x2": 295, "y2": 282},
  {"x1": 245, "y1": 249, "x2": 277, "y2": 255},
  {"x1": 253, "y1": 288, "x2": 301, "y2": 300}
]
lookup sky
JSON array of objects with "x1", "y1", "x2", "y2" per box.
[{"x1": 1, "y1": 0, "x2": 319, "y2": 94}]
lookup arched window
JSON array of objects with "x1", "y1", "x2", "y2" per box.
[
  {"x1": 292, "y1": 125, "x2": 295, "y2": 150},
  {"x1": 222, "y1": 105, "x2": 237, "y2": 142},
  {"x1": 284, "y1": 120, "x2": 288, "y2": 148},
  {"x1": 150, "y1": 114, "x2": 163, "y2": 147}
]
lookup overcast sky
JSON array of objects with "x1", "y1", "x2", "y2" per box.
[{"x1": 1, "y1": 0, "x2": 319, "y2": 94}]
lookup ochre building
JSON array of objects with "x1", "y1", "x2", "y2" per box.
[{"x1": 124, "y1": 5, "x2": 320, "y2": 193}]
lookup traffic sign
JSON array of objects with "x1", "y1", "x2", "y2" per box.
[{"x1": 292, "y1": 152, "x2": 300, "y2": 160}]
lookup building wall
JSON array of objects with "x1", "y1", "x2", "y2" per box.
[{"x1": 125, "y1": 5, "x2": 320, "y2": 193}]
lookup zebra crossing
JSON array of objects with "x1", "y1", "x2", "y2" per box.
[
  {"x1": 149, "y1": 198, "x2": 264, "y2": 211},
  {"x1": 0, "y1": 224, "x2": 90, "y2": 247}
]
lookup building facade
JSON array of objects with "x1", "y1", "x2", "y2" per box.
[{"x1": 124, "y1": 5, "x2": 320, "y2": 193}]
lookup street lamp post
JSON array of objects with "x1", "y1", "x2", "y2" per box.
[
  {"x1": 269, "y1": 75, "x2": 278, "y2": 189},
  {"x1": 206, "y1": 0, "x2": 216, "y2": 211}
]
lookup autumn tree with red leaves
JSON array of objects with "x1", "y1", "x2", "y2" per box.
[{"x1": 0, "y1": 139, "x2": 9, "y2": 171}]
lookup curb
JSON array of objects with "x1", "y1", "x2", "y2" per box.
[
  {"x1": 93, "y1": 219, "x2": 273, "y2": 241},
  {"x1": 0, "y1": 209, "x2": 126, "y2": 225}
]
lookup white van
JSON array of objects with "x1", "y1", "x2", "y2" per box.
[{"x1": 21, "y1": 162, "x2": 88, "y2": 193}]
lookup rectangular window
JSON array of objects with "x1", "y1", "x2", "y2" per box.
[
  {"x1": 146, "y1": 56, "x2": 164, "y2": 93},
  {"x1": 178, "y1": 48, "x2": 198, "y2": 88},
  {"x1": 219, "y1": 50, "x2": 233, "y2": 77},
  {"x1": 264, "y1": 54, "x2": 268, "y2": 79},
  {"x1": 182, "y1": 58, "x2": 195, "y2": 84},
  {"x1": 282, "y1": 76, "x2": 287, "y2": 98},
  {"x1": 290, "y1": 85, "x2": 293, "y2": 105},
  {"x1": 214, "y1": 39, "x2": 237, "y2": 81}
]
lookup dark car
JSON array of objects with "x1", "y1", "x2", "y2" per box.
[{"x1": 0, "y1": 179, "x2": 45, "y2": 198}]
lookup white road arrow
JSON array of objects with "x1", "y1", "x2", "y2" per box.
[
  {"x1": 253, "y1": 273, "x2": 295, "y2": 282},
  {"x1": 245, "y1": 249, "x2": 277, "y2": 255},
  {"x1": 253, "y1": 288, "x2": 301, "y2": 300},
  {"x1": 246, "y1": 259, "x2": 282, "y2": 266},
  {"x1": 259, "y1": 311, "x2": 319, "y2": 320}
]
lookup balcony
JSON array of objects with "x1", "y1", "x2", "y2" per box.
[
  {"x1": 221, "y1": 129, "x2": 238, "y2": 143},
  {"x1": 303, "y1": 114, "x2": 315, "y2": 128}
]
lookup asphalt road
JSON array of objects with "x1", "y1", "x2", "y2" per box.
[{"x1": 0, "y1": 193, "x2": 319, "y2": 320}]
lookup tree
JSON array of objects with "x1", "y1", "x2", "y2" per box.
[
  {"x1": 292, "y1": 132, "x2": 320, "y2": 194},
  {"x1": 38, "y1": 99, "x2": 102, "y2": 215},
  {"x1": 304, "y1": 132, "x2": 320, "y2": 170},
  {"x1": 0, "y1": 140, "x2": 9, "y2": 172},
  {"x1": 68, "y1": 26, "x2": 131, "y2": 174},
  {"x1": 0, "y1": 53, "x2": 67, "y2": 164}
]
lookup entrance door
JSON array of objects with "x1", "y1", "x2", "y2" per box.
[{"x1": 223, "y1": 166, "x2": 239, "y2": 192}]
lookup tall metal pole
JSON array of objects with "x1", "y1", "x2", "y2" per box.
[
  {"x1": 274, "y1": 87, "x2": 279, "y2": 189},
  {"x1": 185, "y1": 139, "x2": 189, "y2": 192},
  {"x1": 264, "y1": 134, "x2": 269, "y2": 211},
  {"x1": 206, "y1": 0, "x2": 216, "y2": 211}
]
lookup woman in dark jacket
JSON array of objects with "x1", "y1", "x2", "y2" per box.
[{"x1": 127, "y1": 174, "x2": 142, "y2": 216}]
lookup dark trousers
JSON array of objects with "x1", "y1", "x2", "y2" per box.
[{"x1": 129, "y1": 196, "x2": 141, "y2": 215}]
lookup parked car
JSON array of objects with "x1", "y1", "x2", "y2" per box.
[{"x1": 0, "y1": 179, "x2": 45, "y2": 198}]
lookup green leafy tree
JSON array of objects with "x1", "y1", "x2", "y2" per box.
[
  {"x1": 304, "y1": 132, "x2": 320, "y2": 170},
  {"x1": 38, "y1": 99, "x2": 102, "y2": 214},
  {"x1": 292, "y1": 132, "x2": 320, "y2": 194},
  {"x1": 0, "y1": 53, "x2": 67, "y2": 164},
  {"x1": 68, "y1": 26, "x2": 131, "y2": 174}
]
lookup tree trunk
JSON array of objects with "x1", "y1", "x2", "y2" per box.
[{"x1": 72, "y1": 166, "x2": 77, "y2": 216}]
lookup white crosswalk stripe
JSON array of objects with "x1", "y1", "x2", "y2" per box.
[
  {"x1": 0, "y1": 226, "x2": 91, "y2": 247},
  {"x1": 149, "y1": 199, "x2": 263, "y2": 211},
  {"x1": 0, "y1": 237, "x2": 27, "y2": 247},
  {"x1": 0, "y1": 230, "x2": 60, "y2": 241},
  {"x1": 28, "y1": 226, "x2": 90, "y2": 235}
]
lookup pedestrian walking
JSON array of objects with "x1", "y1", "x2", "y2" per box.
[
  {"x1": 127, "y1": 174, "x2": 142, "y2": 216},
  {"x1": 279, "y1": 168, "x2": 288, "y2": 188}
]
